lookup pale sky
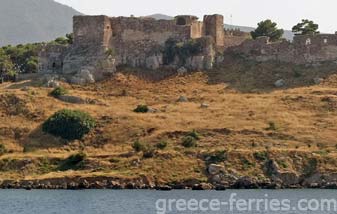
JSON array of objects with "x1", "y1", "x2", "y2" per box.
[{"x1": 55, "y1": 0, "x2": 337, "y2": 33}]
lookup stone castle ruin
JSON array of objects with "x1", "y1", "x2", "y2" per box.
[
  {"x1": 39, "y1": 14, "x2": 237, "y2": 84},
  {"x1": 38, "y1": 14, "x2": 337, "y2": 84}
]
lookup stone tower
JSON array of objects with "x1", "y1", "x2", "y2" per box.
[{"x1": 203, "y1": 15, "x2": 225, "y2": 47}]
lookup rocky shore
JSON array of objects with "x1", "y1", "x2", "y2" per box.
[{"x1": 1, "y1": 175, "x2": 337, "y2": 190}]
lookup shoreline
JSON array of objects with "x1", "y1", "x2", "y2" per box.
[{"x1": 1, "y1": 177, "x2": 337, "y2": 190}]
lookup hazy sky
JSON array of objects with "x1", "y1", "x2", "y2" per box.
[{"x1": 55, "y1": 0, "x2": 337, "y2": 32}]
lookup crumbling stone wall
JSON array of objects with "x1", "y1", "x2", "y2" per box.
[
  {"x1": 228, "y1": 34, "x2": 337, "y2": 64},
  {"x1": 38, "y1": 44, "x2": 67, "y2": 73},
  {"x1": 39, "y1": 14, "x2": 226, "y2": 84}
]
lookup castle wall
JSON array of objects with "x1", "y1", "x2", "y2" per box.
[
  {"x1": 38, "y1": 44, "x2": 68, "y2": 73},
  {"x1": 108, "y1": 17, "x2": 193, "y2": 68},
  {"x1": 38, "y1": 14, "x2": 225, "y2": 84},
  {"x1": 228, "y1": 34, "x2": 337, "y2": 64},
  {"x1": 203, "y1": 15, "x2": 225, "y2": 47}
]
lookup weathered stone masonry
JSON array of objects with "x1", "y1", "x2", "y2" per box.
[
  {"x1": 228, "y1": 33, "x2": 337, "y2": 64},
  {"x1": 39, "y1": 13, "x2": 337, "y2": 85},
  {"x1": 39, "y1": 14, "x2": 230, "y2": 83}
]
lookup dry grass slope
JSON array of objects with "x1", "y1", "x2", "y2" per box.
[{"x1": 0, "y1": 64, "x2": 337, "y2": 185}]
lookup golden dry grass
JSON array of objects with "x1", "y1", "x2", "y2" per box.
[{"x1": 0, "y1": 65, "x2": 337, "y2": 182}]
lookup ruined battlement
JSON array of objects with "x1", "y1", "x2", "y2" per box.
[
  {"x1": 228, "y1": 33, "x2": 337, "y2": 64},
  {"x1": 72, "y1": 14, "x2": 225, "y2": 48},
  {"x1": 39, "y1": 14, "x2": 231, "y2": 84}
]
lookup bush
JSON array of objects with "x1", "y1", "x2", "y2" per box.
[
  {"x1": 42, "y1": 109, "x2": 96, "y2": 140},
  {"x1": 59, "y1": 152, "x2": 87, "y2": 171},
  {"x1": 0, "y1": 144, "x2": 7, "y2": 156},
  {"x1": 133, "y1": 105, "x2": 149, "y2": 113},
  {"x1": 132, "y1": 141, "x2": 145, "y2": 152},
  {"x1": 253, "y1": 151, "x2": 269, "y2": 161},
  {"x1": 266, "y1": 121, "x2": 277, "y2": 131},
  {"x1": 182, "y1": 136, "x2": 197, "y2": 148},
  {"x1": 156, "y1": 141, "x2": 168, "y2": 150},
  {"x1": 205, "y1": 150, "x2": 227, "y2": 163},
  {"x1": 187, "y1": 130, "x2": 200, "y2": 140},
  {"x1": 163, "y1": 38, "x2": 203, "y2": 65},
  {"x1": 50, "y1": 87, "x2": 68, "y2": 97}
]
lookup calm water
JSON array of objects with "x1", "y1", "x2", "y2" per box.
[{"x1": 0, "y1": 189, "x2": 336, "y2": 214}]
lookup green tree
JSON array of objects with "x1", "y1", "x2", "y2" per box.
[
  {"x1": 251, "y1": 19, "x2": 284, "y2": 42},
  {"x1": 0, "y1": 51, "x2": 15, "y2": 76},
  {"x1": 292, "y1": 19, "x2": 319, "y2": 35}
]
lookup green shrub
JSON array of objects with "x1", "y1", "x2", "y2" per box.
[
  {"x1": 253, "y1": 151, "x2": 269, "y2": 161},
  {"x1": 42, "y1": 109, "x2": 96, "y2": 140},
  {"x1": 50, "y1": 87, "x2": 68, "y2": 97},
  {"x1": 0, "y1": 144, "x2": 7, "y2": 156},
  {"x1": 266, "y1": 121, "x2": 277, "y2": 131},
  {"x1": 59, "y1": 152, "x2": 87, "y2": 171},
  {"x1": 133, "y1": 105, "x2": 149, "y2": 113},
  {"x1": 186, "y1": 130, "x2": 200, "y2": 140},
  {"x1": 163, "y1": 38, "x2": 203, "y2": 65},
  {"x1": 132, "y1": 141, "x2": 145, "y2": 152},
  {"x1": 182, "y1": 136, "x2": 197, "y2": 148},
  {"x1": 205, "y1": 150, "x2": 227, "y2": 163},
  {"x1": 156, "y1": 141, "x2": 168, "y2": 150}
]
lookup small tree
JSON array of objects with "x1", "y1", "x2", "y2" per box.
[
  {"x1": 292, "y1": 19, "x2": 319, "y2": 35},
  {"x1": 251, "y1": 19, "x2": 284, "y2": 42}
]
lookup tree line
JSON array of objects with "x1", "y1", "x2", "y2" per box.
[
  {"x1": 0, "y1": 34, "x2": 73, "y2": 80},
  {"x1": 251, "y1": 19, "x2": 320, "y2": 42}
]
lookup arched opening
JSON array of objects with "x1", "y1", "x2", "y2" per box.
[
  {"x1": 52, "y1": 62, "x2": 56, "y2": 68},
  {"x1": 176, "y1": 17, "x2": 187, "y2": 26}
]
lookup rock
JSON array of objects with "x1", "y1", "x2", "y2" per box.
[
  {"x1": 232, "y1": 177, "x2": 259, "y2": 189},
  {"x1": 57, "y1": 95, "x2": 86, "y2": 104},
  {"x1": 21, "y1": 86, "x2": 30, "y2": 91},
  {"x1": 200, "y1": 103, "x2": 209, "y2": 108},
  {"x1": 177, "y1": 96, "x2": 188, "y2": 102},
  {"x1": 177, "y1": 67, "x2": 187, "y2": 75},
  {"x1": 277, "y1": 172, "x2": 299, "y2": 186},
  {"x1": 192, "y1": 183, "x2": 213, "y2": 190},
  {"x1": 45, "y1": 79, "x2": 60, "y2": 88},
  {"x1": 187, "y1": 56, "x2": 204, "y2": 70},
  {"x1": 208, "y1": 164, "x2": 224, "y2": 175},
  {"x1": 108, "y1": 181, "x2": 122, "y2": 189},
  {"x1": 156, "y1": 185, "x2": 172, "y2": 191},
  {"x1": 264, "y1": 159, "x2": 280, "y2": 175},
  {"x1": 71, "y1": 69, "x2": 95, "y2": 85},
  {"x1": 145, "y1": 55, "x2": 161, "y2": 70},
  {"x1": 274, "y1": 79, "x2": 285, "y2": 88},
  {"x1": 147, "y1": 107, "x2": 159, "y2": 113},
  {"x1": 313, "y1": 77, "x2": 324, "y2": 84}
]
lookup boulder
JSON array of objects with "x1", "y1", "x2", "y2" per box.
[
  {"x1": 145, "y1": 55, "x2": 161, "y2": 70},
  {"x1": 177, "y1": 96, "x2": 188, "y2": 102},
  {"x1": 200, "y1": 103, "x2": 209, "y2": 108},
  {"x1": 277, "y1": 172, "x2": 299, "y2": 186},
  {"x1": 274, "y1": 79, "x2": 285, "y2": 88},
  {"x1": 313, "y1": 77, "x2": 324, "y2": 85},
  {"x1": 71, "y1": 69, "x2": 95, "y2": 85},
  {"x1": 57, "y1": 95, "x2": 86, "y2": 104},
  {"x1": 177, "y1": 67, "x2": 187, "y2": 75},
  {"x1": 208, "y1": 164, "x2": 224, "y2": 175}
]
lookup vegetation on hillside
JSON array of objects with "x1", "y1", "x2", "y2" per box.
[
  {"x1": 0, "y1": 35, "x2": 73, "y2": 78},
  {"x1": 42, "y1": 109, "x2": 96, "y2": 140}
]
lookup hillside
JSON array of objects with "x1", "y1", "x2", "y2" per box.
[
  {"x1": 0, "y1": 59, "x2": 337, "y2": 189},
  {"x1": 0, "y1": 0, "x2": 82, "y2": 45}
]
